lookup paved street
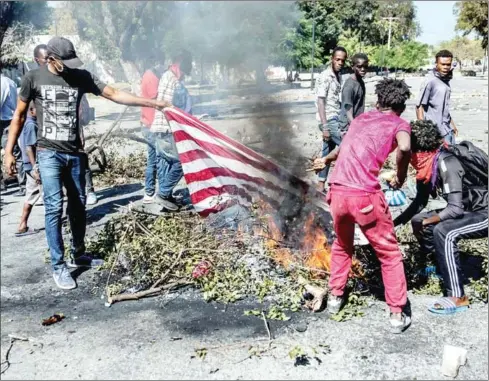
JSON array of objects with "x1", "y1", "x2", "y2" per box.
[{"x1": 1, "y1": 75, "x2": 487, "y2": 380}]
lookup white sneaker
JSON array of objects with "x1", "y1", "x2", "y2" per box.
[
  {"x1": 86, "y1": 192, "x2": 98, "y2": 205},
  {"x1": 327, "y1": 294, "x2": 344, "y2": 315},
  {"x1": 143, "y1": 193, "x2": 155, "y2": 204},
  {"x1": 389, "y1": 312, "x2": 411, "y2": 334}
]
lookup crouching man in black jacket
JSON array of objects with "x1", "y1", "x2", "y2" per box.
[{"x1": 394, "y1": 120, "x2": 488, "y2": 314}]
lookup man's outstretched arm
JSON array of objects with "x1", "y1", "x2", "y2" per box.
[{"x1": 101, "y1": 86, "x2": 171, "y2": 110}]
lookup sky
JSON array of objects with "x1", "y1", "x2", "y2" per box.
[{"x1": 415, "y1": 0, "x2": 457, "y2": 46}]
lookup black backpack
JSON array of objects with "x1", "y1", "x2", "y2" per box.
[{"x1": 444, "y1": 141, "x2": 488, "y2": 188}]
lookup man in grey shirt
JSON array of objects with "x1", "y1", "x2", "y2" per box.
[
  {"x1": 314, "y1": 46, "x2": 347, "y2": 191},
  {"x1": 416, "y1": 50, "x2": 458, "y2": 145}
]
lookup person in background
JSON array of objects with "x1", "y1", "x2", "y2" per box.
[
  {"x1": 151, "y1": 50, "x2": 193, "y2": 211},
  {"x1": 33, "y1": 44, "x2": 48, "y2": 67},
  {"x1": 78, "y1": 94, "x2": 97, "y2": 205},
  {"x1": 5, "y1": 37, "x2": 172, "y2": 290},
  {"x1": 315, "y1": 46, "x2": 348, "y2": 192},
  {"x1": 338, "y1": 53, "x2": 369, "y2": 135},
  {"x1": 312, "y1": 78, "x2": 412, "y2": 333},
  {"x1": 394, "y1": 120, "x2": 487, "y2": 314},
  {"x1": 1, "y1": 74, "x2": 24, "y2": 194},
  {"x1": 16, "y1": 101, "x2": 42, "y2": 236},
  {"x1": 140, "y1": 57, "x2": 165, "y2": 204},
  {"x1": 416, "y1": 50, "x2": 458, "y2": 145}
]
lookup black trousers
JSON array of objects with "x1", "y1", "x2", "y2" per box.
[{"x1": 412, "y1": 209, "x2": 488, "y2": 297}]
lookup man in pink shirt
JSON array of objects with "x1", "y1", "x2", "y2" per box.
[{"x1": 313, "y1": 78, "x2": 412, "y2": 333}]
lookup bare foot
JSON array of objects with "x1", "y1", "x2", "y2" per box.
[
  {"x1": 434, "y1": 296, "x2": 469, "y2": 309},
  {"x1": 16, "y1": 222, "x2": 27, "y2": 234}
]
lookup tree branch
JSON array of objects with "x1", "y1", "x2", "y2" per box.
[{"x1": 119, "y1": 0, "x2": 149, "y2": 60}]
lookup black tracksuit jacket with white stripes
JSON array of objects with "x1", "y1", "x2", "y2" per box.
[{"x1": 394, "y1": 152, "x2": 488, "y2": 297}]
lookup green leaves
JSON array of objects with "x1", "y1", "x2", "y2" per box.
[
  {"x1": 455, "y1": 1, "x2": 488, "y2": 49},
  {"x1": 330, "y1": 292, "x2": 367, "y2": 322},
  {"x1": 192, "y1": 348, "x2": 208, "y2": 361}
]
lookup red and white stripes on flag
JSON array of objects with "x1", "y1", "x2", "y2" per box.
[{"x1": 163, "y1": 108, "x2": 311, "y2": 217}]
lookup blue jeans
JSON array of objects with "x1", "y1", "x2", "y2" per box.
[
  {"x1": 443, "y1": 130, "x2": 456, "y2": 145},
  {"x1": 318, "y1": 119, "x2": 342, "y2": 182},
  {"x1": 142, "y1": 127, "x2": 158, "y2": 196},
  {"x1": 155, "y1": 132, "x2": 183, "y2": 198},
  {"x1": 37, "y1": 149, "x2": 87, "y2": 271}
]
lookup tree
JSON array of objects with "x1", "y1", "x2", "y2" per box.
[
  {"x1": 455, "y1": 1, "x2": 488, "y2": 49},
  {"x1": 298, "y1": 0, "x2": 419, "y2": 60},
  {"x1": 68, "y1": 1, "x2": 175, "y2": 85},
  {"x1": 389, "y1": 40, "x2": 429, "y2": 71},
  {"x1": 275, "y1": 18, "x2": 324, "y2": 72},
  {"x1": 439, "y1": 36, "x2": 485, "y2": 68},
  {"x1": 0, "y1": 1, "x2": 49, "y2": 67},
  {"x1": 48, "y1": 3, "x2": 78, "y2": 36}
]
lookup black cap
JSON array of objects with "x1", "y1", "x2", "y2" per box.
[{"x1": 46, "y1": 37, "x2": 83, "y2": 69}]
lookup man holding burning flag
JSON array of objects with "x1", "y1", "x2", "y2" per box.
[
  {"x1": 313, "y1": 78, "x2": 412, "y2": 333},
  {"x1": 151, "y1": 50, "x2": 193, "y2": 211}
]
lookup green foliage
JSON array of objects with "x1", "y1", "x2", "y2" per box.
[
  {"x1": 468, "y1": 256, "x2": 488, "y2": 303},
  {"x1": 414, "y1": 276, "x2": 443, "y2": 296},
  {"x1": 388, "y1": 41, "x2": 429, "y2": 71},
  {"x1": 330, "y1": 292, "x2": 367, "y2": 322},
  {"x1": 299, "y1": 0, "x2": 419, "y2": 58},
  {"x1": 94, "y1": 149, "x2": 146, "y2": 186},
  {"x1": 275, "y1": 18, "x2": 324, "y2": 70},
  {"x1": 192, "y1": 348, "x2": 208, "y2": 361},
  {"x1": 0, "y1": 1, "x2": 50, "y2": 67},
  {"x1": 455, "y1": 1, "x2": 488, "y2": 49},
  {"x1": 439, "y1": 36, "x2": 485, "y2": 66}
]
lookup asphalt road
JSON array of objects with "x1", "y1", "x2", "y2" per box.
[{"x1": 1, "y1": 75, "x2": 487, "y2": 380}]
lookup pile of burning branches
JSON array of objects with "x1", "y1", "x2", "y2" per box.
[
  {"x1": 89, "y1": 196, "x2": 488, "y2": 317},
  {"x1": 90, "y1": 208, "x2": 319, "y2": 318}
]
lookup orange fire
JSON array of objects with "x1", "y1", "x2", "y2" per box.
[
  {"x1": 249, "y1": 203, "x2": 332, "y2": 276},
  {"x1": 301, "y1": 212, "x2": 331, "y2": 274}
]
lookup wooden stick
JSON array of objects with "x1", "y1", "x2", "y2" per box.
[
  {"x1": 107, "y1": 280, "x2": 190, "y2": 305},
  {"x1": 261, "y1": 311, "x2": 273, "y2": 344},
  {"x1": 85, "y1": 106, "x2": 129, "y2": 154},
  {"x1": 151, "y1": 249, "x2": 186, "y2": 289}
]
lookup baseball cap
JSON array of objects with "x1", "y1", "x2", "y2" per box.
[{"x1": 46, "y1": 37, "x2": 83, "y2": 69}]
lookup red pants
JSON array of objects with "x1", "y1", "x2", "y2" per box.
[{"x1": 327, "y1": 187, "x2": 407, "y2": 313}]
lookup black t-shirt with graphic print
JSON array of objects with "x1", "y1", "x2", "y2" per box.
[{"x1": 19, "y1": 65, "x2": 106, "y2": 153}]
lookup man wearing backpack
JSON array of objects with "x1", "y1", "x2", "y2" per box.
[{"x1": 394, "y1": 120, "x2": 488, "y2": 315}]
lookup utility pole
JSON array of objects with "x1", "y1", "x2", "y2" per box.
[
  {"x1": 310, "y1": 0, "x2": 317, "y2": 90},
  {"x1": 382, "y1": 16, "x2": 399, "y2": 50}
]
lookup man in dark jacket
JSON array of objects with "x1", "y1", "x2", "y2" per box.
[{"x1": 394, "y1": 120, "x2": 488, "y2": 314}]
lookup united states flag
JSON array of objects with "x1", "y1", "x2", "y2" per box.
[{"x1": 163, "y1": 108, "x2": 323, "y2": 217}]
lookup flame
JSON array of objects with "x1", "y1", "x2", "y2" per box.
[{"x1": 301, "y1": 212, "x2": 331, "y2": 274}]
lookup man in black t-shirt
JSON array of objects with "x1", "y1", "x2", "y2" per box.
[
  {"x1": 394, "y1": 120, "x2": 488, "y2": 315},
  {"x1": 338, "y1": 53, "x2": 368, "y2": 134},
  {"x1": 5, "y1": 37, "x2": 172, "y2": 290}
]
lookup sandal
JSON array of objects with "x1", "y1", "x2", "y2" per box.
[
  {"x1": 428, "y1": 297, "x2": 469, "y2": 315},
  {"x1": 15, "y1": 227, "x2": 40, "y2": 237}
]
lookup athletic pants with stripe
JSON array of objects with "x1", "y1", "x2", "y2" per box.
[{"x1": 412, "y1": 209, "x2": 488, "y2": 298}]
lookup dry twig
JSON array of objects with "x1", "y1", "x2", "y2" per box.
[{"x1": 1, "y1": 335, "x2": 29, "y2": 375}]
